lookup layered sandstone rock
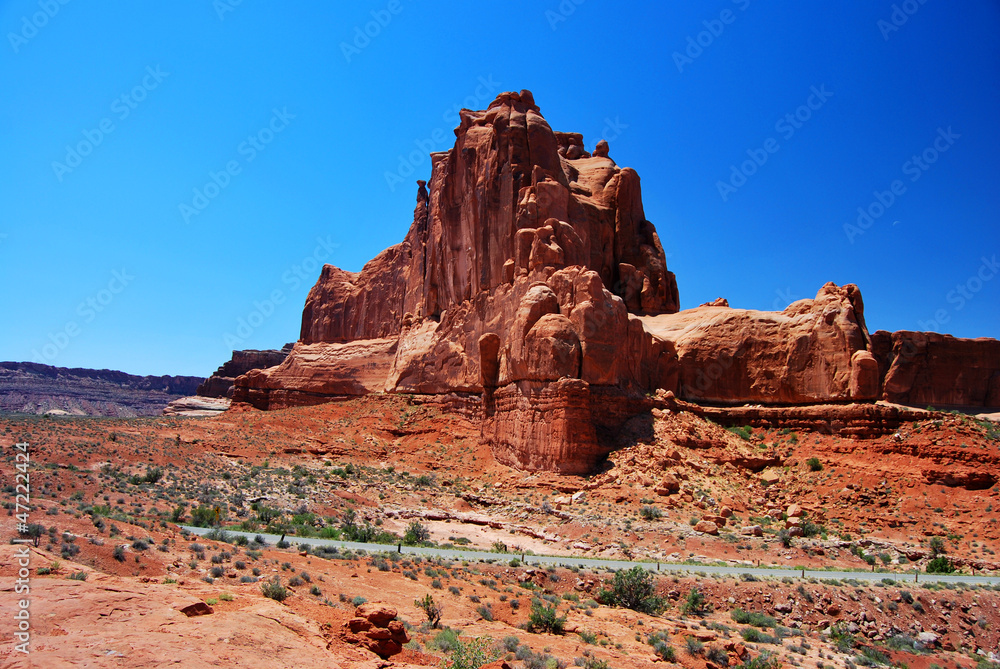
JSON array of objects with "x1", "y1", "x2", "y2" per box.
[
  {"x1": 197, "y1": 345, "x2": 292, "y2": 398},
  {"x1": 233, "y1": 89, "x2": 999, "y2": 474},
  {"x1": 870, "y1": 330, "x2": 1000, "y2": 409},
  {"x1": 234, "y1": 90, "x2": 680, "y2": 472},
  {"x1": 640, "y1": 283, "x2": 876, "y2": 404},
  {"x1": 297, "y1": 89, "x2": 678, "y2": 349}
]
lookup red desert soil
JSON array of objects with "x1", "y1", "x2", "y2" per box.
[{"x1": 1, "y1": 395, "x2": 998, "y2": 668}]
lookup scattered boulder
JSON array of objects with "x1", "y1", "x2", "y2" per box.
[{"x1": 694, "y1": 520, "x2": 719, "y2": 535}]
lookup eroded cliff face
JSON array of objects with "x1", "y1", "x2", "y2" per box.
[
  {"x1": 232, "y1": 89, "x2": 999, "y2": 473},
  {"x1": 870, "y1": 330, "x2": 1000, "y2": 409},
  {"x1": 640, "y1": 283, "x2": 878, "y2": 405},
  {"x1": 298, "y1": 90, "x2": 677, "y2": 347}
]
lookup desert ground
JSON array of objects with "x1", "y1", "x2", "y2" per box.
[{"x1": 2, "y1": 395, "x2": 999, "y2": 668}]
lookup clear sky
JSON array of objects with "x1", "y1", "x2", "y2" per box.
[{"x1": 1, "y1": 1, "x2": 998, "y2": 377}]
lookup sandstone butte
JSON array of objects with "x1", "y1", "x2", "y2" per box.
[{"x1": 232, "y1": 89, "x2": 1000, "y2": 474}]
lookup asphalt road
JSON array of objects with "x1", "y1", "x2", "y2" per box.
[{"x1": 182, "y1": 526, "x2": 1000, "y2": 586}]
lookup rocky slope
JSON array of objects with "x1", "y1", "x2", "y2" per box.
[
  {"x1": 233, "y1": 90, "x2": 1000, "y2": 474},
  {"x1": 0, "y1": 361, "x2": 202, "y2": 417}
]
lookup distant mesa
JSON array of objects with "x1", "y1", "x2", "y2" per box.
[
  {"x1": 0, "y1": 361, "x2": 202, "y2": 417},
  {"x1": 200, "y1": 89, "x2": 999, "y2": 474}
]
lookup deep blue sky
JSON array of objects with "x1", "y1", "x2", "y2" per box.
[{"x1": 1, "y1": 1, "x2": 998, "y2": 377}]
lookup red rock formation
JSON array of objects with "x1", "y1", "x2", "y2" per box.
[
  {"x1": 641, "y1": 283, "x2": 876, "y2": 404},
  {"x1": 234, "y1": 90, "x2": 680, "y2": 472},
  {"x1": 197, "y1": 346, "x2": 292, "y2": 398},
  {"x1": 232, "y1": 89, "x2": 999, "y2": 474},
  {"x1": 870, "y1": 330, "x2": 1000, "y2": 409},
  {"x1": 298, "y1": 89, "x2": 678, "y2": 349},
  {"x1": 340, "y1": 603, "x2": 408, "y2": 659}
]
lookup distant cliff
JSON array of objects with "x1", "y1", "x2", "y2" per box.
[{"x1": 0, "y1": 361, "x2": 203, "y2": 417}]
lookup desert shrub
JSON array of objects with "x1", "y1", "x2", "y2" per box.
[
  {"x1": 648, "y1": 629, "x2": 677, "y2": 660},
  {"x1": 640, "y1": 505, "x2": 662, "y2": 521},
  {"x1": 190, "y1": 505, "x2": 220, "y2": 527},
  {"x1": 527, "y1": 599, "x2": 566, "y2": 634},
  {"x1": 681, "y1": 586, "x2": 709, "y2": 616},
  {"x1": 447, "y1": 636, "x2": 502, "y2": 669},
  {"x1": 742, "y1": 628, "x2": 780, "y2": 644},
  {"x1": 707, "y1": 645, "x2": 730, "y2": 666},
  {"x1": 595, "y1": 566, "x2": 666, "y2": 614},
  {"x1": 415, "y1": 593, "x2": 442, "y2": 628},
  {"x1": 403, "y1": 521, "x2": 430, "y2": 545},
  {"x1": 728, "y1": 425, "x2": 754, "y2": 441},
  {"x1": 685, "y1": 636, "x2": 704, "y2": 655},
  {"x1": 737, "y1": 652, "x2": 782, "y2": 669},
  {"x1": 260, "y1": 576, "x2": 289, "y2": 602},
  {"x1": 113, "y1": 545, "x2": 126, "y2": 562},
  {"x1": 731, "y1": 608, "x2": 777, "y2": 628},
  {"x1": 806, "y1": 457, "x2": 823, "y2": 471},
  {"x1": 926, "y1": 556, "x2": 954, "y2": 574},
  {"x1": 429, "y1": 628, "x2": 460, "y2": 653}
]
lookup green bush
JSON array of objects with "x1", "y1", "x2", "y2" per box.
[
  {"x1": 640, "y1": 505, "x2": 662, "y2": 521},
  {"x1": 926, "y1": 556, "x2": 954, "y2": 574},
  {"x1": 403, "y1": 521, "x2": 430, "y2": 545},
  {"x1": 727, "y1": 425, "x2": 754, "y2": 441},
  {"x1": 731, "y1": 608, "x2": 777, "y2": 628},
  {"x1": 685, "y1": 636, "x2": 704, "y2": 655},
  {"x1": 527, "y1": 599, "x2": 566, "y2": 634},
  {"x1": 260, "y1": 576, "x2": 289, "y2": 602},
  {"x1": 447, "y1": 637, "x2": 502, "y2": 669},
  {"x1": 806, "y1": 457, "x2": 823, "y2": 471},
  {"x1": 681, "y1": 586, "x2": 708, "y2": 616},
  {"x1": 415, "y1": 593, "x2": 442, "y2": 627},
  {"x1": 190, "y1": 505, "x2": 221, "y2": 528},
  {"x1": 742, "y1": 628, "x2": 780, "y2": 644},
  {"x1": 648, "y1": 629, "x2": 677, "y2": 662},
  {"x1": 595, "y1": 566, "x2": 666, "y2": 615},
  {"x1": 736, "y1": 652, "x2": 782, "y2": 669},
  {"x1": 429, "y1": 628, "x2": 460, "y2": 653}
]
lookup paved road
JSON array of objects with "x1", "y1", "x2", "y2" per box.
[{"x1": 182, "y1": 526, "x2": 1000, "y2": 586}]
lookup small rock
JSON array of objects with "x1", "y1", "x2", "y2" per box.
[{"x1": 179, "y1": 602, "x2": 213, "y2": 617}]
